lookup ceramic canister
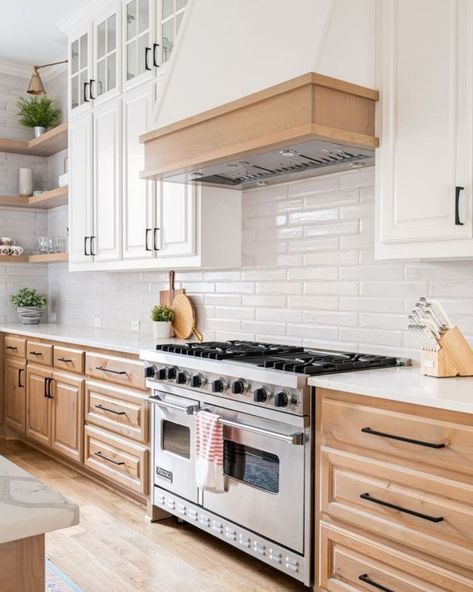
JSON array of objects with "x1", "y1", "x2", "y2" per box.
[{"x1": 18, "y1": 168, "x2": 33, "y2": 197}]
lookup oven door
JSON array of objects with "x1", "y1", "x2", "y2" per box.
[
  {"x1": 202, "y1": 405, "x2": 306, "y2": 553},
  {"x1": 151, "y1": 391, "x2": 200, "y2": 504}
]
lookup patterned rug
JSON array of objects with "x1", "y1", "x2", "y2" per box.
[{"x1": 46, "y1": 560, "x2": 82, "y2": 591}]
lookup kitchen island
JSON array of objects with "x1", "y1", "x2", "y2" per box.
[{"x1": 0, "y1": 454, "x2": 79, "y2": 591}]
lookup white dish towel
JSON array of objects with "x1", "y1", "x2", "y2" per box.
[{"x1": 195, "y1": 410, "x2": 225, "y2": 492}]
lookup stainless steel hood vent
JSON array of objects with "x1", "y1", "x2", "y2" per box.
[
  {"x1": 166, "y1": 140, "x2": 374, "y2": 189},
  {"x1": 141, "y1": 74, "x2": 379, "y2": 188}
]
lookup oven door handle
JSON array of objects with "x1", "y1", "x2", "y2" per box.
[
  {"x1": 208, "y1": 415, "x2": 304, "y2": 445},
  {"x1": 149, "y1": 395, "x2": 198, "y2": 415}
]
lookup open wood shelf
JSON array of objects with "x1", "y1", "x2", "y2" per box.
[
  {"x1": 0, "y1": 252, "x2": 68, "y2": 264},
  {"x1": 0, "y1": 186, "x2": 68, "y2": 209},
  {"x1": 0, "y1": 122, "x2": 68, "y2": 157}
]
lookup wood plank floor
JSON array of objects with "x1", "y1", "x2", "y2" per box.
[{"x1": 0, "y1": 440, "x2": 306, "y2": 592}]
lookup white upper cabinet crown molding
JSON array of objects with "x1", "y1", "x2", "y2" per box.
[{"x1": 375, "y1": 0, "x2": 473, "y2": 260}]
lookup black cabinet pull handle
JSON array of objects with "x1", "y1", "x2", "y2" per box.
[
  {"x1": 152, "y1": 43, "x2": 160, "y2": 68},
  {"x1": 44, "y1": 377, "x2": 53, "y2": 398},
  {"x1": 455, "y1": 186, "x2": 464, "y2": 225},
  {"x1": 83, "y1": 81, "x2": 90, "y2": 102},
  {"x1": 144, "y1": 46, "x2": 152, "y2": 70},
  {"x1": 95, "y1": 404, "x2": 127, "y2": 416},
  {"x1": 47, "y1": 377, "x2": 53, "y2": 399},
  {"x1": 84, "y1": 236, "x2": 90, "y2": 256},
  {"x1": 95, "y1": 451, "x2": 125, "y2": 466},
  {"x1": 361, "y1": 427, "x2": 446, "y2": 449},
  {"x1": 30, "y1": 351, "x2": 42, "y2": 356},
  {"x1": 145, "y1": 228, "x2": 152, "y2": 251},
  {"x1": 89, "y1": 78, "x2": 96, "y2": 100},
  {"x1": 58, "y1": 357, "x2": 73, "y2": 364},
  {"x1": 96, "y1": 365, "x2": 128, "y2": 376},
  {"x1": 90, "y1": 235, "x2": 97, "y2": 256},
  {"x1": 360, "y1": 492, "x2": 444, "y2": 523},
  {"x1": 6, "y1": 345, "x2": 18, "y2": 350},
  {"x1": 359, "y1": 574, "x2": 395, "y2": 592},
  {"x1": 153, "y1": 227, "x2": 160, "y2": 251},
  {"x1": 18, "y1": 368, "x2": 24, "y2": 388}
]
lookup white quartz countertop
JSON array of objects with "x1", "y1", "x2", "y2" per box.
[
  {"x1": 309, "y1": 365, "x2": 473, "y2": 414},
  {"x1": 0, "y1": 455, "x2": 79, "y2": 544},
  {"x1": 0, "y1": 323, "x2": 187, "y2": 355}
]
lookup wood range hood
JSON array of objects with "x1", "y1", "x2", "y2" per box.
[{"x1": 140, "y1": 73, "x2": 379, "y2": 189}]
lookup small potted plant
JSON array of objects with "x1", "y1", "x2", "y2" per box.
[
  {"x1": 151, "y1": 304, "x2": 175, "y2": 339},
  {"x1": 17, "y1": 96, "x2": 61, "y2": 137},
  {"x1": 11, "y1": 288, "x2": 47, "y2": 325}
]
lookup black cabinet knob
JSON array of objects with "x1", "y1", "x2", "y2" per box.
[
  {"x1": 212, "y1": 378, "x2": 226, "y2": 393},
  {"x1": 274, "y1": 391, "x2": 289, "y2": 408},
  {"x1": 191, "y1": 374, "x2": 204, "y2": 388},
  {"x1": 253, "y1": 387, "x2": 269, "y2": 403},
  {"x1": 231, "y1": 379, "x2": 246, "y2": 394}
]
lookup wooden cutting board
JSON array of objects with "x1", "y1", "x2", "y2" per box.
[
  {"x1": 159, "y1": 271, "x2": 185, "y2": 306},
  {"x1": 172, "y1": 293, "x2": 203, "y2": 341}
]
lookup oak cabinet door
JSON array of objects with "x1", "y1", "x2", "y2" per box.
[
  {"x1": 51, "y1": 372, "x2": 85, "y2": 463},
  {"x1": 4, "y1": 357, "x2": 26, "y2": 434},
  {"x1": 26, "y1": 365, "x2": 52, "y2": 447}
]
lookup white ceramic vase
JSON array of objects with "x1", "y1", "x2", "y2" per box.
[
  {"x1": 18, "y1": 168, "x2": 33, "y2": 197},
  {"x1": 153, "y1": 321, "x2": 173, "y2": 339},
  {"x1": 16, "y1": 306, "x2": 44, "y2": 325}
]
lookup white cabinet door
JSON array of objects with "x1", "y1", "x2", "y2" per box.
[
  {"x1": 93, "y1": 97, "x2": 122, "y2": 262},
  {"x1": 69, "y1": 25, "x2": 93, "y2": 113},
  {"x1": 376, "y1": 0, "x2": 473, "y2": 259},
  {"x1": 69, "y1": 112, "x2": 94, "y2": 264},
  {"x1": 157, "y1": 0, "x2": 188, "y2": 66},
  {"x1": 123, "y1": 0, "x2": 157, "y2": 90},
  {"x1": 94, "y1": 5, "x2": 121, "y2": 104},
  {"x1": 157, "y1": 181, "x2": 196, "y2": 257},
  {"x1": 122, "y1": 82, "x2": 156, "y2": 259}
]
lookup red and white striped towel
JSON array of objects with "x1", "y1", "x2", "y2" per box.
[{"x1": 195, "y1": 410, "x2": 225, "y2": 492}]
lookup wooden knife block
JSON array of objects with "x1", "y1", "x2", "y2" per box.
[{"x1": 421, "y1": 326, "x2": 473, "y2": 377}]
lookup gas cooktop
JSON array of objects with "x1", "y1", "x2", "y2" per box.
[{"x1": 155, "y1": 341, "x2": 398, "y2": 375}]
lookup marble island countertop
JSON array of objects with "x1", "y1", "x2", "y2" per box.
[
  {"x1": 0, "y1": 455, "x2": 79, "y2": 544},
  {"x1": 309, "y1": 365, "x2": 473, "y2": 414},
  {"x1": 0, "y1": 323, "x2": 187, "y2": 355}
]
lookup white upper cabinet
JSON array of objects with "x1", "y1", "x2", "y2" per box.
[
  {"x1": 375, "y1": 0, "x2": 473, "y2": 259},
  {"x1": 123, "y1": 0, "x2": 157, "y2": 89},
  {"x1": 159, "y1": 0, "x2": 188, "y2": 65},
  {"x1": 93, "y1": 97, "x2": 122, "y2": 262},
  {"x1": 69, "y1": 112, "x2": 94, "y2": 264},
  {"x1": 94, "y1": 6, "x2": 121, "y2": 103},
  {"x1": 69, "y1": 26, "x2": 93, "y2": 113},
  {"x1": 122, "y1": 82, "x2": 156, "y2": 259},
  {"x1": 157, "y1": 181, "x2": 195, "y2": 257}
]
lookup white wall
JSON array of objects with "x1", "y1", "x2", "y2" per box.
[{"x1": 48, "y1": 166, "x2": 473, "y2": 360}]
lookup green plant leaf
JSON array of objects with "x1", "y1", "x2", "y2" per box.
[
  {"x1": 17, "y1": 96, "x2": 61, "y2": 129},
  {"x1": 150, "y1": 304, "x2": 175, "y2": 322},
  {"x1": 10, "y1": 287, "x2": 47, "y2": 308}
]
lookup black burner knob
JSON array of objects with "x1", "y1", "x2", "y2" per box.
[
  {"x1": 274, "y1": 391, "x2": 289, "y2": 408},
  {"x1": 176, "y1": 371, "x2": 188, "y2": 385},
  {"x1": 157, "y1": 367, "x2": 167, "y2": 380},
  {"x1": 231, "y1": 379, "x2": 246, "y2": 394},
  {"x1": 166, "y1": 367, "x2": 177, "y2": 381},
  {"x1": 144, "y1": 365, "x2": 155, "y2": 378},
  {"x1": 191, "y1": 374, "x2": 204, "y2": 388},
  {"x1": 253, "y1": 386, "x2": 269, "y2": 403},
  {"x1": 212, "y1": 378, "x2": 226, "y2": 393}
]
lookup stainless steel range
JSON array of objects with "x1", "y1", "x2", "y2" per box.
[{"x1": 141, "y1": 342, "x2": 400, "y2": 586}]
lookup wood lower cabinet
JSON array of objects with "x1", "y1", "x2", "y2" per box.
[
  {"x1": 50, "y1": 371, "x2": 84, "y2": 463},
  {"x1": 26, "y1": 364, "x2": 52, "y2": 447},
  {"x1": 4, "y1": 357, "x2": 26, "y2": 434},
  {"x1": 316, "y1": 388, "x2": 473, "y2": 591}
]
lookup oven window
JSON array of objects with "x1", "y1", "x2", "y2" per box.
[
  {"x1": 223, "y1": 441, "x2": 280, "y2": 494},
  {"x1": 162, "y1": 421, "x2": 190, "y2": 459}
]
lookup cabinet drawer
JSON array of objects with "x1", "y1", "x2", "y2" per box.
[
  {"x1": 53, "y1": 346, "x2": 85, "y2": 374},
  {"x1": 26, "y1": 341, "x2": 53, "y2": 366},
  {"x1": 85, "y1": 381, "x2": 149, "y2": 443},
  {"x1": 319, "y1": 522, "x2": 473, "y2": 592},
  {"x1": 84, "y1": 425, "x2": 148, "y2": 495},
  {"x1": 321, "y1": 448, "x2": 473, "y2": 571},
  {"x1": 321, "y1": 397, "x2": 473, "y2": 479},
  {"x1": 86, "y1": 353, "x2": 145, "y2": 390},
  {"x1": 4, "y1": 335, "x2": 26, "y2": 358}
]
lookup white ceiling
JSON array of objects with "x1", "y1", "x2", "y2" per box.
[{"x1": 0, "y1": 0, "x2": 91, "y2": 66}]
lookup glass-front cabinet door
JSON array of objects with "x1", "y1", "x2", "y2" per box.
[
  {"x1": 159, "y1": 0, "x2": 187, "y2": 64},
  {"x1": 123, "y1": 0, "x2": 156, "y2": 88},
  {"x1": 94, "y1": 7, "x2": 121, "y2": 102},
  {"x1": 69, "y1": 27, "x2": 92, "y2": 112}
]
